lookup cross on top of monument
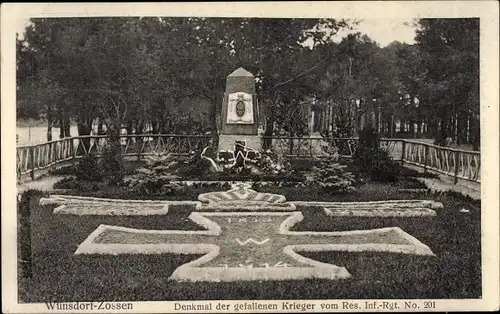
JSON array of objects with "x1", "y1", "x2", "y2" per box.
[{"x1": 228, "y1": 67, "x2": 254, "y2": 77}]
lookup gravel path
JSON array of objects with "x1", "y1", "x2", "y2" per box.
[
  {"x1": 17, "y1": 176, "x2": 64, "y2": 194},
  {"x1": 416, "y1": 178, "x2": 480, "y2": 200}
]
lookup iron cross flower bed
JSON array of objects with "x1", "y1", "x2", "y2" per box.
[
  {"x1": 22, "y1": 183, "x2": 482, "y2": 301},
  {"x1": 73, "y1": 211, "x2": 434, "y2": 282},
  {"x1": 40, "y1": 183, "x2": 437, "y2": 283}
]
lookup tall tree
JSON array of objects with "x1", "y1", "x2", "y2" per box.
[
  {"x1": 17, "y1": 17, "x2": 352, "y2": 143},
  {"x1": 415, "y1": 18, "x2": 479, "y2": 147}
]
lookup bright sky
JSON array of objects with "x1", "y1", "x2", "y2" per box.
[
  {"x1": 334, "y1": 19, "x2": 417, "y2": 47},
  {"x1": 16, "y1": 19, "x2": 31, "y2": 40},
  {"x1": 16, "y1": 18, "x2": 417, "y2": 47}
]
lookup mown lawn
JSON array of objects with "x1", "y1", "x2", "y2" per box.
[{"x1": 18, "y1": 183, "x2": 481, "y2": 302}]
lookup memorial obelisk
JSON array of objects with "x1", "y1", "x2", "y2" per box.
[{"x1": 218, "y1": 67, "x2": 261, "y2": 152}]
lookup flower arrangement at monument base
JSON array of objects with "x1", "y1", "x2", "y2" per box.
[{"x1": 258, "y1": 149, "x2": 291, "y2": 175}]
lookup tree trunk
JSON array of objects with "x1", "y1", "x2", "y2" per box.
[
  {"x1": 471, "y1": 115, "x2": 480, "y2": 151},
  {"x1": 58, "y1": 109, "x2": 64, "y2": 139},
  {"x1": 435, "y1": 117, "x2": 447, "y2": 146},
  {"x1": 263, "y1": 117, "x2": 274, "y2": 149},
  {"x1": 417, "y1": 121, "x2": 423, "y2": 137},
  {"x1": 102, "y1": 123, "x2": 124, "y2": 186},
  {"x1": 135, "y1": 120, "x2": 142, "y2": 135},
  {"x1": 47, "y1": 108, "x2": 53, "y2": 142},
  {"x1": 428, "y1": 117, "x2": 437, "y2": 138},
  {"x1": 77, "y1": 121, "x2": 92, "y2": 155},
  {"x1": 390, "y1": 114, "x2": 395, "y2": 138},
  {"x1": 209, "y1": 97, "x2": 220, "y2": 150},
  {"x1": 135, "y1": 120, "x2": 144, "y2": 158},
  {"x1": 97, "y1": 118, "x2": 105, "y2": 135},
  {"x1": 63, "y1": 113, "x2": 71, "y2": 137},
  {"x1": 158, "y1": 122, "x2": 165, "y2": 134},
  {"x1": 126, "y1": 120, "x2": 133, "y2": 135},
  {"x1": 58, "y1": 109, "x2": 71, "y2": 138}
]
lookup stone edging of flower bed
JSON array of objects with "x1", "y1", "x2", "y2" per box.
[
  {"x1": 41, "y1": 194, "x2": 443, "y2": 216},
  {"x1": 40, "y1": 195, "x2": 200, "y2": 216},
  {"x1": 323, "y1": 207, "x2": 437, "y2": 217},
  {"x1": 293, "y1": 199, "x2": 444, "y2": 210},
  {"x1": 177, "y1": 180, "x2": 306, "y2": 187},
  {"x1": 295, "y1": 199, "x2": 441, "y2": 217},
  {"x1": 75, "y1": 211, "x2": 435, "y2": 282}
]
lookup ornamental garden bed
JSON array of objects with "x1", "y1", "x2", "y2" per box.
[
  {"x1": 52, "y1": 175, "x2": 428, "y2": 201},
  {"x1": 18, "y1": 187, "x2": 480, "y2": 301}
]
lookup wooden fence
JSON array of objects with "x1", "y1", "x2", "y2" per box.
[
  {"x1": 16, "y1": 134, "x2": 211, "y2": 182},
  {"x1": 17, "y1": 134, "x2": 480, "y2": 184},
  {"x1": 261, "y1": 137, "x2": 403, "y2": 161},
  {"x1": 402, "y1": 140, "x2": 480, "y2": 183},
  {"x1": 17, "y1": 138, "x2": 76, "y2": 182}
]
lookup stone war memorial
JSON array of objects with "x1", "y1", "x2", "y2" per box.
[
  {"x1": 15, "y1": 15, "x2": 484, "y2": 305},
  {"x1": 218, "y1": 67, "x2": 261, "y2": 152}
]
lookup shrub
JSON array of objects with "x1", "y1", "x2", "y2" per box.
[
  {"x1": 74, "y1": 154, "x2": 102, "y2": 181},
  {"x1": 18, "y1": 189, "x2": 44, "y2": 279},
  {"x1": 144, "y1": 152, "x2": 179, "y2": 171},
  {"x1": 53, "y1": 177, "x2": 100, "y2": 191},
  {"x1": 137, "y1": 152, "x2": 181, "y2": 181},
  {"x1": 258, "y1": 149, "x2": 291, "y2": 175},
  {"x1": 289, "y1": 157, "x2": 315, "y2": 170},
  {"x1": 176, "y1": 150, "x2": 213, "y2": 178},
  {"x1": 221, "y1": 164, "x2": 253, "y2": 176},
  {"x1": 123, "y1": 174, "x2": 185, "y2": 196},
  {"x1": 99, "y1": 139, "x2": 124, "y2": 186},
  {"x1": 123, "y1": 150, "x2": 184, "y2": 195},
  {"x1": 353, "y1": 125, "x2": 401, "y2": 182},
  {"x1": 312, "y1": 157, "x2": 356, "y2": 193}
]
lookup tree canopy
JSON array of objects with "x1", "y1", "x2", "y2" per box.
[{"x1": 16, "y1": 17, "x2": 479, "y2": 148}]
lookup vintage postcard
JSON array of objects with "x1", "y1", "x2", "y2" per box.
[{"x1": 2, "y1": 1, "x2": 499, "y2": 313}]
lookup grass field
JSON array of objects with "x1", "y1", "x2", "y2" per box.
[{"x1": 18, "y1": 182, "x2": 481, "y2": 301}]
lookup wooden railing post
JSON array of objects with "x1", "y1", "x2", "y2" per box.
[
  {"x1": 71, "y1": 138, "x2": 77, "y2": 166},
  {"x1": 30, "y1": 146, "x2": 35, "y2": 180},
  {"x1": 49, "y1": 142, "x2": 54, "y2": 172},
  {"x1": 137, "y1": 137, "x2": 142, "y2": 161},
  {"x1": 454, "y1": 150, "x2": 460, "y2": 184},
  {"x1": 424, "y1": 144, "x2": 429, "y2": 172},
  {"x1": 401, "y1": 140, "x2": 406, "y2": 166}
]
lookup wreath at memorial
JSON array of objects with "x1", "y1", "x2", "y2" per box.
[{"x1": 217, "y1": 141, "x2": 260, "y2": 174}]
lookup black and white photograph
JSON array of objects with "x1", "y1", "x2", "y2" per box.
[{"x1": 2, "y1": 2, "x2": 499, "y2": 313}]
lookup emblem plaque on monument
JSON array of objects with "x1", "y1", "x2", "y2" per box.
[
  {"x1": 227, "y1": 92, "x2": 253, "y2": 124},
  {"x1": 218, "y1": 67, "x2": 261, "y2": 151},
  {"x1": 235, "y1": 95, "x2": 246, "y2": 117}
]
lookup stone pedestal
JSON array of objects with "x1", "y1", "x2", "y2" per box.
[
  {"x1": 218, "y1": 67, "x2": 261, "y2": 152},
  {"x1": 218, "y1": 134, "x2": 262, "y2": 152}
]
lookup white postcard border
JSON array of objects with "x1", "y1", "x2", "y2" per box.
[{"x1": 2, "y1": 1, "x2": 499, "y2": 313}]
